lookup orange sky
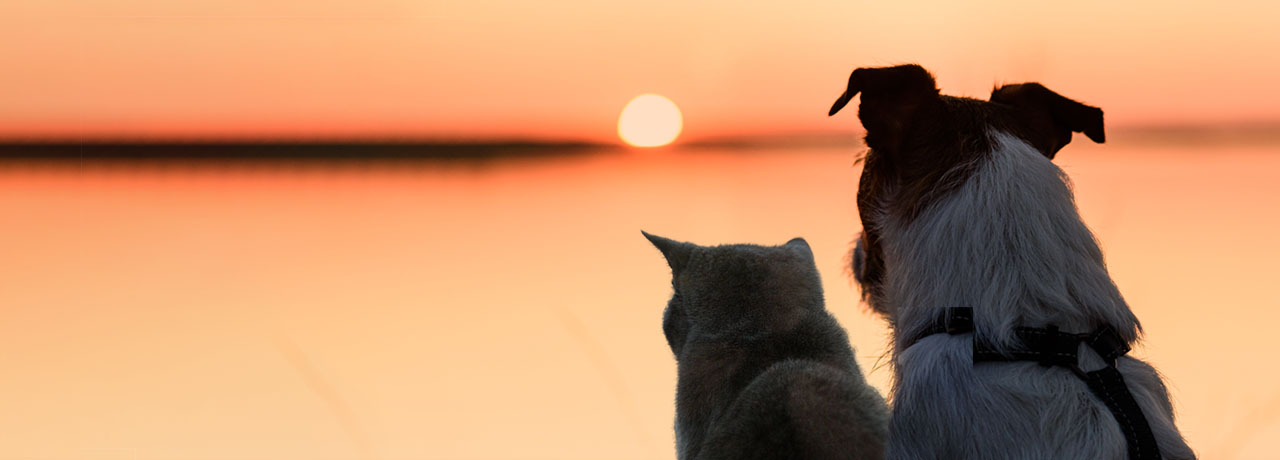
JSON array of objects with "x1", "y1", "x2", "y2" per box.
[{"x1": 1, "y1": 0, "x2": 1278, "y2": 142}]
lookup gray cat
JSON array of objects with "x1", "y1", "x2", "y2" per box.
[{"x1": 644, "y1": 232, "x2": 889, "y2": 460}]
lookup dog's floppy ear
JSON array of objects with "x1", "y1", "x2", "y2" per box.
[
  {"x1": 990, "y1": 83, "x2": 1104, "y2": 159},
  {"x1": 829, "y1": 64, "x2": 940, "y2": 155}
]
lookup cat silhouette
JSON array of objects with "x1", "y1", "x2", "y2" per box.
[{"x1": 644, "y1": 232, "x2": 889, "y2": 460}]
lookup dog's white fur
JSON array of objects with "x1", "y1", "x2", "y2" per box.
[{"x1": 880, "y1": 132, "x2": 1195, "y2": 459}]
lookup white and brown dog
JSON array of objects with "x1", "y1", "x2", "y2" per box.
[{"x1": 831, "y1": 65, "x2": 1195, "y2": 459}]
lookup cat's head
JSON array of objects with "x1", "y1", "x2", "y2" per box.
[{"x1": 643, "y1": 231, "x2": 824, "y2": 359}]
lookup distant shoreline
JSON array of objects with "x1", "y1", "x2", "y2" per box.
[
  {"x1": 1, "y1": 123, "x2": 1276, "y2": 161},
  {"x1": 0, "y1": 141, "x2": 619, "y2": 161}
]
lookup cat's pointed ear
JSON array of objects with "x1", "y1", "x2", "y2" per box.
[
  {"x1": 643, "y1": 231, "x2": 694, "y2": 274},
  {"x1": 785, "y1": 237, "x2": 814, "y2": 259}
]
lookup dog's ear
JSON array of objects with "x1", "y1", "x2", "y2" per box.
[
  {"x1": 829, "y1": 64, "x2": 940, "y2": 154},
  {"x1": 990, "y1": 83, "x2": 1104, "y2": 159}
]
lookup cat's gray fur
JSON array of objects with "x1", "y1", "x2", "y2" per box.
[{"x1": 644, "y1": 232, "x2": 889, "y2": 460}]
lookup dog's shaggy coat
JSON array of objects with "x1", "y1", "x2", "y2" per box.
[
  {"x1": 832, "y1": 65, "x2": 1195, "y2": 459},
  {"x1": 644, "y1": 233, "x2": 889, "y2": 460}
]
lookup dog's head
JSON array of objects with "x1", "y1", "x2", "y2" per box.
[{"x1": 831, "y1": 64, "x2": 1105, "y2": 317}]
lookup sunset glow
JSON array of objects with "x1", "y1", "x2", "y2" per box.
[
  {"x1": 618, "y1": 94, "x2": 683, "y2": 147},
  {"x1": 0, "y1": 1, "x2": 1277, "y2": 141},
  {"x1": 3, "y1": 1, "x2": 1280, "y2": 458}
]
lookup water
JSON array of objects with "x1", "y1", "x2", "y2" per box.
[{"x1": 1, "y1": 141, "x2": 1278, "y2": 459}]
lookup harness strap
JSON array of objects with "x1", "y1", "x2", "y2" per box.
[
  {"x1": 972, "y1": 326, "x2": 1080, "y2": 367},
  {"x1": 1084, "y1": 367, "x2": 1163, "y2": 460},
  {"x1": 906, "y1": 308, "x2": 1162, "y2": 460}
]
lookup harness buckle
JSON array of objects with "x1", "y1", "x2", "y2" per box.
[
  {"x1": 1087, "y1": 325, "x2": 1131, "y2": 365},
  {"x1": 1033, "y1": 324, "x2": 1080, "y2": 368},
  {"x1": 945, "y1": 307, "x2": 974, "y2": 334}
]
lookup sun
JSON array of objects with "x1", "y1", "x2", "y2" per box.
[{"x1": 618, "y1": 94, "x2": 682, "y2": 147}]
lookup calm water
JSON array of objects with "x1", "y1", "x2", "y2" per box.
[{"x1": 2, "y1": 141, "x2": 1279, "y2": 459}]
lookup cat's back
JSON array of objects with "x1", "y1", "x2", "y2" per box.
[
  {"x1": 698, "y1": 359, "x2": 889, "y2": 460},
  {"x1": 645, "y1": 233, "x2": 888, "y2": 460}
]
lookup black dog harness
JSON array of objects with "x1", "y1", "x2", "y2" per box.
[{"x1": 907, "y1": 307, "x2": 1162, "y2": 460}]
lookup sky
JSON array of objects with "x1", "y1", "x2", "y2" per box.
[{"x1": 1, "y1": 0, "x2": 1278, "y2": 142}]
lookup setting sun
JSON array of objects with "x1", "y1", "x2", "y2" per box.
[{"x1": 618, "y1": 94, "x2": 683, "y2": 147}]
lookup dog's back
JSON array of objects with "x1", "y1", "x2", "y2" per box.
[
  {"x1": 884, "y1": 136, "x2": 1193, "y2": 460},
  {"x1": 831, "y1": 65, "x2": 1195, "y2": 459},
  {"x1": 645, "y1": 233, "x2": 889, "y2": 460}
]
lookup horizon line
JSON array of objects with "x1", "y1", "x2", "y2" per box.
[{"x1": 1, "y1": 121, "x2": 1277, "y2": 160}]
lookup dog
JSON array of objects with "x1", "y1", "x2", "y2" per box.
[
  {"x1": 644, "y1": 232, "x2": 889, "y2": 460},
  {"x1": 829, "y1": 65, "x2": 1195, "y2": 459}
]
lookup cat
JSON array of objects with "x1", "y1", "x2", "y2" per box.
[{"x1": 644, "y1": 231, "x2": 889, "y2": 460}]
